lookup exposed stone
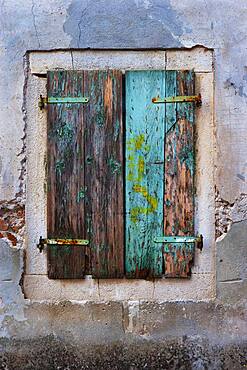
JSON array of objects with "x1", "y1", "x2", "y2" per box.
[
  {"x1": 215, "y1": 190, "x2": 247, "y2": 239},
  {"x1": 0, "y1": 219, "x2": 8, "y2": 231},
  {"x1": 5, "y1": 233, "x2": 17, "y2": 246},
  {"x1": 0, "y1": 199, "x2": 25, "y2": 248}
]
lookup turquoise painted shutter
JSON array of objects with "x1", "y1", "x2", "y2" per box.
[
  {"x1": 125, "y1": 70, "x2": 196, "y2": 279},
  {"x1": 125, "y1": 71, "x2": 165, "y2": 278}
]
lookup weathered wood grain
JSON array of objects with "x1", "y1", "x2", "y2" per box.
[
  {"x1": 164, "y1": 70, "x2": 195, "y2": 278},
  {"x1": 84, "y1": 70, "x2": 124, "y2": 278},
  {"x1": 47, "y1": 69, "x2": 195, "y2": 280},
  {"x1": 163, "y1": 242, "x2": 194, "y2": 278},
  {"x1": 47, "y1": 71, "x2": 86, "y2": 279},
  {"x1": 47, "y1": 70, "x2": 124, "y2": 279},
  {"x1": 125, "y1": 71, "x2": 165, "y2": 278}
]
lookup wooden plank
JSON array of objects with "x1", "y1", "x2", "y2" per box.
[
  {"x1": 47, "y1": 71, "x2": 86, "y2": 279},
  {"x1": 164, "y1": 70, "x2": 195, "y2": 278},
  {"x1": 163, "y1": 242, "x2": 194, "y2": 278},
  {"x1": 125, "y1": 71, "x2": 165, "y2": 278},
  {"x1": 83, "y1": 70, "x2": 124, "y2": 278},
  {"x1": 47, "y1": 245, "x2": 86, "y2": 279}
]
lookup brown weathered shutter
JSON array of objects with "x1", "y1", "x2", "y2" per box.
[
  {"x1": 47, "y1": 70, "x2": 124, "y2": 279},
  {"x1": 83, "y1": 71, "x2": 124, "y2": 278},
  {"x1": 163, "y1": 70, "x2": 195, "y2": 277}
]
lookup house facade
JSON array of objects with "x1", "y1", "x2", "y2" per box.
[{"x1": 0, "y1": 1, "x2": 246, "y2": 368}]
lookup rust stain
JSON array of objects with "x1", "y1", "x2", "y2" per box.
[{"x1": 48, "y1": 238, "x2": 88, "y2": 245}]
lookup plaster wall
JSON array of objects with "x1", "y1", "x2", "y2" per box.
[
  {"x1": 0, "y1": 0, "x2": 246, "y2": 362},
  {"x1": 24, "y1": 48, "x2": 215, "y2": 302}
]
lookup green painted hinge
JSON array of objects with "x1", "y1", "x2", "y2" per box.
[
  {"x1": 38, "y1": 95, "x2": 89, "y2": 110},
  {"x1": 37, "y1": 237, "x2": 89, "y2": 252},
  {"x1": 154, "y1": 235, "x2": 203, "y2": 250},
  {"x1": 152, "y1": 94, "x2": 202, "y2": 106}
]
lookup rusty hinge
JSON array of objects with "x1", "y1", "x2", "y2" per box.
[
  {"x1": 153, "y1": 234, "x2": 203, "y2": 250},
  {"x1": 152, "y1": 94, "x2": 202, "y2": 106},
  {"x1": 37, "y1": 237, "x2": 89, "y2": 252},
  {"x1": 38, "y1": 95, "x2": 89, "y2": 110}
]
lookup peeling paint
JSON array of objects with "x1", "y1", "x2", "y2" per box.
[
  {"x1": 224, "y1": 77, "x2": 247, "y2": 98},
  {"x1": 215, "y1": 189, "x2": 247, "y2": 240},
  {"x1": 0, "y1": 199, "x2": 25, "y2": 248},
  {"x1": 64, "y1": 0, "x2": 184, "y2": 48}
]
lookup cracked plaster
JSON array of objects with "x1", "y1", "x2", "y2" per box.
[{"x1": 216, "y1": 191, "x2": 247, "y2": 240}]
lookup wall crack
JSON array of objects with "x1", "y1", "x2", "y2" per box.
[
  {"x1": 31, "y1": 0, "x2": 41, "y2": 48},
  {"x1": 77, "y1": 2, "x2": 89, "y2": 48}
]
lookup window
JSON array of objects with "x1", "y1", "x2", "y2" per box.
[{"x1": 45, "y1": 69, "x2": 196, "y2": 279}]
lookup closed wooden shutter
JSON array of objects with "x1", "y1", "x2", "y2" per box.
[
  {"x1": 47, "y1": 70, "x2": 124, "y2": 279},
  {"x1": 125, "y1": 70, "x2": 195, "y2": 278},
  {"x1": 125, "y1": 71, "x2": 165, "y2": 278},
  {"x1": 46, "y1": 69, "x2": 196, "y2": 279},
  {"x1": 163, "y1": 70, "x2": 195, "y2": 277}
]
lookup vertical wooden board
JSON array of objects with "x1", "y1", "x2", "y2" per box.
[
  {"x1": 163, "y1": 242, "x2": 194, "y2": 278},
  {"x1": 83, "y1": 70, "x2": 124, "y2": 278},
  {"x1": 125, "y1": 71, "x2": 165, "y2": 278},
  {"x1": 164, "y1": 70, "x2": 195, "y2": 278},
  {"x1": 47, "y1": 71, "x2": 86, "y2": 279},
  {"x1": 165, "y1": 71, "x2": 177, "y2": 133},
  {"x1": 47, "y1": 245, "x2": 86, "y2": 279}
]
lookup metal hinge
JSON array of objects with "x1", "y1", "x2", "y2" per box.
[
  {"x1": 37, "y1": 237, "x2": 89, "y2": 253},
  {"x1": 38, "y1": 95, "x2": 89, "y2": 110},
  {"x1": 152, "y1": 94, "x2": 202, "y2": 106},
  {"x1": 153, "y1": 234, "x2": 203, "y2": 250}
]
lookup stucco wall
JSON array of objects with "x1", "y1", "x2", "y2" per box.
[
  {"x1": 0, "y1": 0, "x2": 246, "y2": 366},
  {"x1": 23, "y1": 48, "x2": 215, "y2": 302}
]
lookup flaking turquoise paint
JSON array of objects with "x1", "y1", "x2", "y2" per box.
[{"x1": 125, "y1": 71, "x2": 165, "y2": 278}]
